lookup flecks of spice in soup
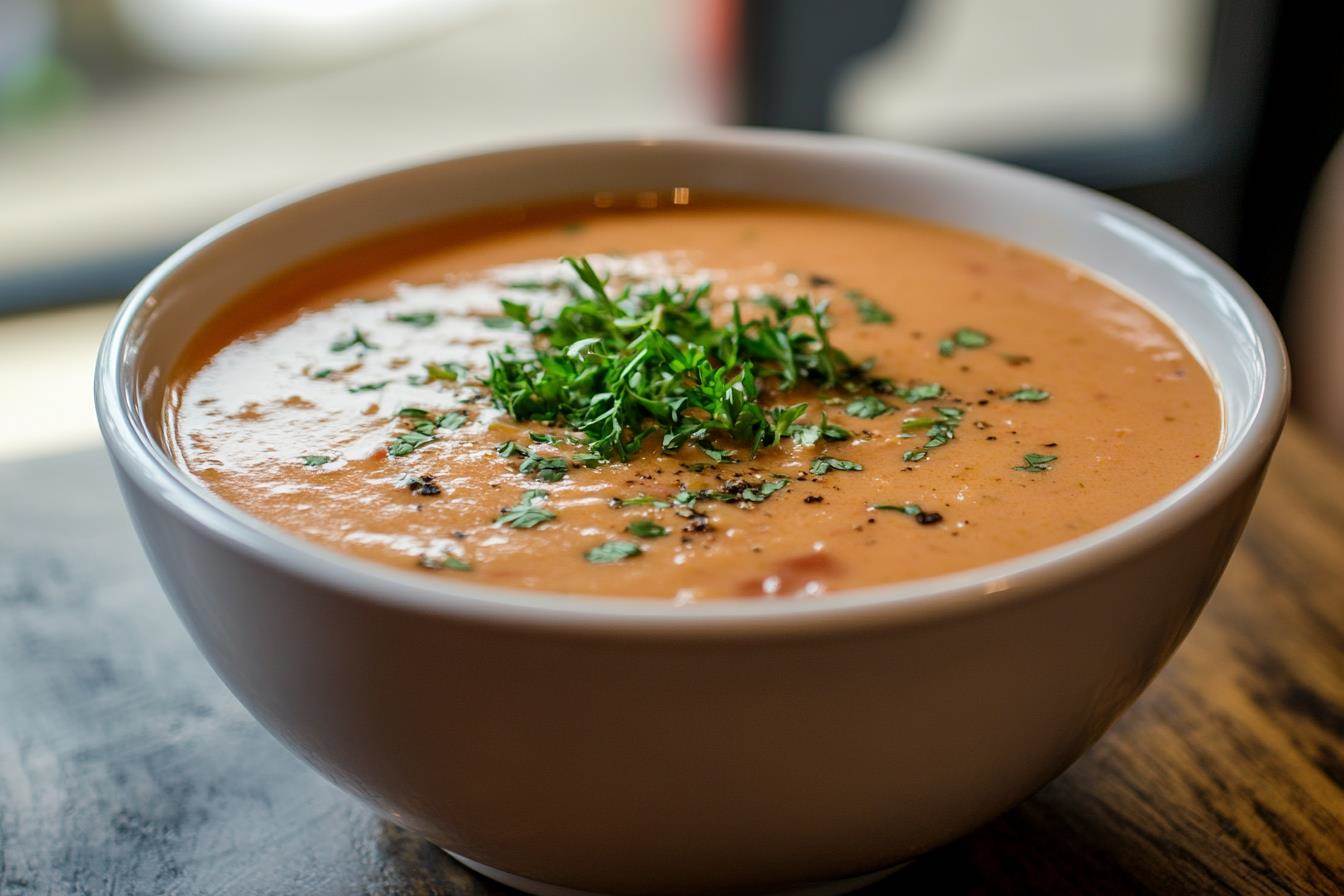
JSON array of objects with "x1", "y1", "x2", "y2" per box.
[{"x1": 166, "y1": 199, "x2": 1220, "y2": 600}]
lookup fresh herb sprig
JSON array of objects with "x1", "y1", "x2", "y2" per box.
[{"x1": 485, "y1": 257, "x2": 865, "y2": 462}]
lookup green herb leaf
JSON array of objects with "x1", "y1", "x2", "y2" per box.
[
  {"x1": 496, "y1": 489, "x2": 556, "y2": 528},
  {"x1": 1009, "y1": 388, "x2": 1050, "y2": 402},
  {"x1": 348, "y1": 381, "x2": 390, "y2": 393},
  {"x1": 1014, "y1": 452, "x2": 1057, "y2": 473},
  {"x1": 845, "y1": 395, "x2": 892, "y2": 419},
  {"x1": 897, "y1": 382, "x2": 943, "y2": 402},
  {"x1": 330, "y1": 328, "x2": 377, "y2": 352},
  {"x1": 393, "y1": 311, "x2": 437, "y2": 328},
  {"x1": 388, "y1": 430, "x2": 434, "y2": 457},
  {"x1": 617, "y1": 495, "x2": 672, "y2": 508},
  {"x1": 938, "y1": 327, "x2": 990, "y2": 357},
  {"x1": 301, "y1": 455, "x2": 332, "y2": 467},
  {"x1": 626, "y1": 520, "x2": 668, "y2": 538},
  {"x1": 419, "y1": 554, "x2": 471, "y2": 571},
  {"x1": 845, "y1": 289, "x2": 893, "y2": 324},
  {"x1": 312, "y1": 368, "x2": 334, "y2": 379},
  {"x1": 424, "y1": 361, "x2": 466, "y2": 382},
  {"x1": 810, "y1": 456, "x2": 863, "y2": 475},
  {"x1": 872, "y1": 503, "x2": 943, "y2": 524},
  {"x1": 585, "y1": 540, "x2": 642, "y2": 563}
]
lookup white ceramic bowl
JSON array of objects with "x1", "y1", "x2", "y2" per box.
[{"x1": 96, "y1": 131, "x2": 1288, "y2": 896}]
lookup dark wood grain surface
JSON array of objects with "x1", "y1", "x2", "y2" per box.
[{"x1": 2, "y1": 420, "x2": 1341, "y2": 895}]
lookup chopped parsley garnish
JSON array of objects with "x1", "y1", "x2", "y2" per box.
[
  {"x1": 938, "y1": 327, "x2": 990, "y2": 357},
  {"x1": 481, "y1": 316, "x2": 517, "y2": 330},
  {"x1": 675, "y1": 476, "x2": 790, "y2": 506},
  {"x1": 301, "y1": 455, "x2": 332, "y2": 467},
  {"x1": 419, "y1": 554, "x2": 471, "y2": 571},
  {"x1": 903, "y1": 406, "x2": 965, "y2": 462},
  {"x1": 1014, "y1": 453, "x2": 1057, "y2": 473},
  {"x1": 810, "y1": 456, "x2": 863, "y2": 475},
  {"x1": 348, "y1": 381, "x2": 390, "y2": 393},
  {"x1": 585, "y1": 540, "x2": 641, "y2": 563},
  {"x1": 872, "y1": 503, "x2": 944, "y2": 525},
  {"x1": 312, "y1": 368, "x2": 334, "y2": 379},
  {"x1": 696, "y1": 442, "x2": 736, "y2": 464},
  {"x1": 1008, "y1": 387, "x2": 1050, "y2": 402},
  {"x1": 496, "y1": 489, "x2": 556, "y2": 528},
  {"x1": 616, "y1": 495, "x2": 672, "y2": 508},
  {"x1": 897, "y1": 382, "x2": 943, "y2": 402},
  {"x1": 498, "y1": 441, "x2": 569, "y2": 482},
  {"x1": 387, "y1": 408, "x2": 467, "y2": 457},
  {"x1": 626, "y1": 520, "x2": 668, "y2": 538},
  {"x1": 845, "y1": 395, "x2": 892, "y2": 419},
  {"x1": 787, "y1": 412, "x2": 850, "y2": 446},
  {"x1": 389, "y1": 430, "x2": 434, "y2": 457},
  {"x1": 484, "y1": 257, "x2": 866, "y2": 462},
  {"x1": 845, "y1": 289, "x2": 893, "y2": 324},
  {"x1": 330, "y1": 328, "x2": 377, "y2": 352},
  {"x1": 393, "y1": 311, "x2": 437, "y2": 327}
]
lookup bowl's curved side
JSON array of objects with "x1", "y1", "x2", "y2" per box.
[
  {"x1": 94, "y1": 129, "x2": 1288, "y2": 893},
  {"x1": 107, "y1": 442, "x2": 1269, "y2": 893}
]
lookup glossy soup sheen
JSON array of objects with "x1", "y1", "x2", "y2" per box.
[{"x1": 166, "y1": 197, "x2": 1220, "y2": 601}]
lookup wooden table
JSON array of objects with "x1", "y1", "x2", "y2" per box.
[{"x1": 2, "y1": 420, "x2": 1341, "y2": 895}]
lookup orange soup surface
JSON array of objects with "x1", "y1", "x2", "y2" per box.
[{"x1": 166, "y1": 198, "x2": 1220, "y2": 600}]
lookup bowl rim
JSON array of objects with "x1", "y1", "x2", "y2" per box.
[{"x1": 95, "y1": 127, "x2": 1290, "y2": 635}]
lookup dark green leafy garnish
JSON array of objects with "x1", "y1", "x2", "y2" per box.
[
  {"x1": 810, "y1": 456, "x2": 863, "y2": 475},
  {"x1": 626, "y1": 520, "x2": 668, "y2": 538},
  {"x1": 873, "y1": 503, "x2": 944, "y2": 525},
  {"x1": 938, "y1": 328, "x2": 990, "y2": 357},
  {"x1": 787, "y1": 412, "x2": 850, "y2": 446},
  {"x1": 897, "y1": 382, "x2": 943, "y2": 402},
  {"x1": 845, "y1": 289, "x2": 893, "y2": 324},
  {"x1": 393, "y1": 311, "x2": 438, "y2": 327},
  {"x1": 498, "y1": 441, "x2": 569, "y2": 482},
  {"x1": 845, "y1": 395, "x2": 892, "y2": 419},
  {"x1": 312, "y1": 368, "x2": 334, "y2": 379},
  {"x1": 331, "y1": 328, "x2": 377, "y2": 352},
  {"x1": 585, "y1": 540, "x2": 641, "y2": 563},
  {"x1": 389, "y1": 408, "x2": 466, "y2": 457},
  {"x1": 348, "y1": 381, "x2": 390, "y2": 393},
  {"x1": 301, "y1": 455, "x2": 332, "y2": 467},
  {"x1": 484, "y1": 257, "x2": 865, "y2": 462},
  {"x1": 675, "y1": 476, "x2": 790, "y2": 506},
  {"x1": 496, "y1": 489, "x2": 556, "y2": 528},
  {"x1": 1008, "y1": 388, "x2": 1050, "y2": 402},
  {"x1": 616, "y1": 495, "x2": 672, "y2": 508},
  {"x1": 902, "y1": 406, "x2": 965, "y2": 462},
  {"x1": 1014, "y1": 453, "x2": 1057, "y2": 473},
  {"x1": 419, "y1": 554, "x2": 471, "y2": 571},
  {"x1": 481, "y1": 316, "x2": 517, "y2": 330},
  {"x1": 389, "y1": 430, "x2": 434, "y2": 457}
]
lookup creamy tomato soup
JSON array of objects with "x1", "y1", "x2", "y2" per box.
[{"x1": 166, "y1": 197, "x2": 1220, "y2": 600}]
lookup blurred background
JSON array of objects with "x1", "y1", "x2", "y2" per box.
[{"x1": 1, "y1": 0, "x2": 1341, "y2": 461}]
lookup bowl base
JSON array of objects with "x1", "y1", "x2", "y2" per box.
[{"x1": 446, "y1": 850, "x2": 903, "y2": 896}]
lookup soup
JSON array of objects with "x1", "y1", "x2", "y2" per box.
[{"x1": 166, "y1": 197, "x2": 1220, "y2": 600}]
